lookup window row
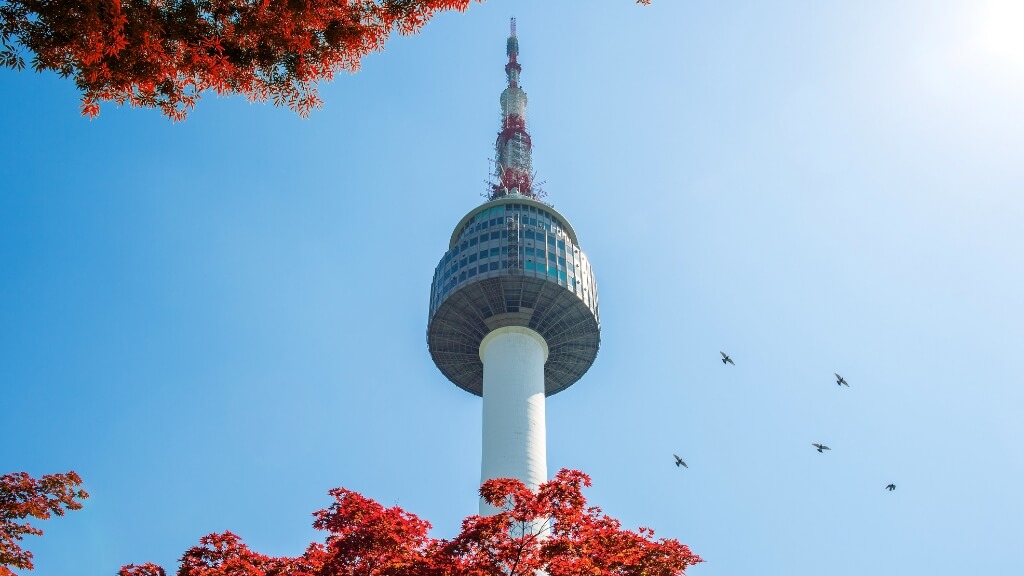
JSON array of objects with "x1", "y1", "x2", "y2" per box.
[
  {"x1": 432, "y1": 251, "x2": 595, "y2": 307},
  {"x1": 449, "y1": 229, "x2": 568, "y2": 256},
  {"x1": 457, "y1": 203, "x2": 567, "y2": 242},
  {"x1": 438, "y1": 247, "x2": 586, "y2": 281},
  {"x1": 433, "y1": 261, "x2": 593, "y2": 304}
]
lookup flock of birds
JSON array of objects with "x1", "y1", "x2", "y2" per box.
[{"x1": 671, "y1": 352, "x2": 897, "y2": 493}]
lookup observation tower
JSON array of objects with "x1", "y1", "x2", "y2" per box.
[{"x1": 426, "y1": 19, "x2": 601, "y2": 515}]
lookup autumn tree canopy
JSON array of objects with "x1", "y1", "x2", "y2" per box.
[
  {"x1": 0, "y1": 471, "x2": 89, "y2": 576},
  {"x1": 0, "y1": 0, "x2": 648, "y2": 121},
  {"x1": 119, "y1": 469, "x2": 701, "y2": 576}
]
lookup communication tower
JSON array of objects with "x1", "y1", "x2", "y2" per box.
[{"x1": 426, "y1": 19, "x2": 601, "y2": 514}]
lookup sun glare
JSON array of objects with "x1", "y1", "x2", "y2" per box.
[{"x1": 974, "y1": 0, "x2": 1024, "y2": 70}]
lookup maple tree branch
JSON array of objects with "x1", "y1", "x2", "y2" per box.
[{"x1": 0, "y1": 471, "x2": 88, "y2": 572}]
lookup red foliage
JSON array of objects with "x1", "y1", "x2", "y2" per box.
[
  {"x1": 447, "y1": 469, "x2": 702, "y2": 576},
  {"x1": 0, "y1": 1, "x2": 650, "y2": 120},
  {"x1": 312, "y1": 488, "x2": 432, "y2": 575},
  {"x1": 0, "y1": 0, "x2": 479, "y2": 120},
  {"x1": 119, "y1": 563, "x2": 167, "y2": 576},
  {"x1": 120, "y1": 469, "x2": 701, "y2": 576},
  {"x1": 0, "y1": 471, "x2": 89, "y2": 575}
]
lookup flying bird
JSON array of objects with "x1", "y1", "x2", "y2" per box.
[
  {"x1": 720, "y1": 352, "x2": 734, "y2": 365},
  {"x1": 673, "y1": 454, "x2": 688, "y2": 468},
  {"x1": 835, "y1": 373, "x2": 849, "y2": 387},
  {"x1": 811, "y1": 443, "x2": 830, "y2": 453},
  {"x1": 885, "y1": 484, "x2": 896, "y2": 491}
]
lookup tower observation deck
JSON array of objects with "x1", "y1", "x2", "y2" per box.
[{"x1": 426, "y1": 19, "x2": 601, "y2": 513}]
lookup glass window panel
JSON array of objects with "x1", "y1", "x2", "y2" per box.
[
  {"x1": 469, "y1": 268, "x2": 477, "y2": 277},
  {"x1": 470, "y1": 237, "x2": 478, "y2": 246},
  {"x1": 558, "y1": 270, "x2": 567, "y2": 281},
  {"x1": 558, "y1": 257, "x2": 566, "y2": 267},
  {"x1": 479, "y1": 265, "x2": 488, "y2": 274},
  {"x1": 469, "y1": 254, "x2": 477, "y2": 263},
  {"x1": 479, "y1": 250, "x2": 487, "y2": 259},
  {"x1": 557, "y1": 240, "x2": 565, "y2": 250},
  {"x1": 490, "y1": 248, "x2": 499, "y2": 257},
  {"x1": 490, "y1": 232, "x2": 500, "y2": 240},
  {"x1": 548, "y1": 265, "x2": 557, "y2": 276},
  {"x1": 489, "y1": 262, "x2": 499, "y2": 271},
  {"x1": 525, "y1": 261, "x2": 535, "y2": 270},
  {"x1": 459, "y1": 258, "x2": 467, "y2": 268}
]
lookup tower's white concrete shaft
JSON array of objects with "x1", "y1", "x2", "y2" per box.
[
  {"x1": 426, "y1": 20, "x2": 601, "y2": 518},
  {"x1": 479, "y1": 327, "x2": 548, "y2": 515}
]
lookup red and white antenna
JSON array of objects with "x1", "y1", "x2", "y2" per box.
[{"x1": 489, "y1": 17, "x2": 544, "y2": 201}]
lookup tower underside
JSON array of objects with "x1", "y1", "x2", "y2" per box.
[{"x1": 428, "y1": 274, "x2": 599, "y2": 396}]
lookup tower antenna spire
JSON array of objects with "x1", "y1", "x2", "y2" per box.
[{"x1": 491, "y1": 17, "x2": 541, "y2": 200}]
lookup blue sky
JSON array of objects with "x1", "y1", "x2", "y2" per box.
[{"x1": 2, "y1": 1, "x2": 1022, "y2": 574}]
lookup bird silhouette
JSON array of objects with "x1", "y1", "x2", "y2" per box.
[
  {"x1": 673, "y1": 454, "x2": 688, "y2": 468},
  {"x1": 835, "y1": 373, "x2": 849, "y2": 387},
  {"x1": 720, "y1": 351, "x2": 734, "y2": 365},
  {"x1": 811, "y1": 443, "x2": 830, "y2": 453},
  {"x1": 885, "y1": 483, "x2": 896, "y2": 491}
]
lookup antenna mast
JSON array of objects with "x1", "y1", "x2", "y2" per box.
[{"x1": 489, "y1": 17, "x2": 543, "y2": 201}]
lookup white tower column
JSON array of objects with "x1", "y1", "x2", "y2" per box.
[{"x1": 478, "y1": 326, "x2": 549, "y2": 516}]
